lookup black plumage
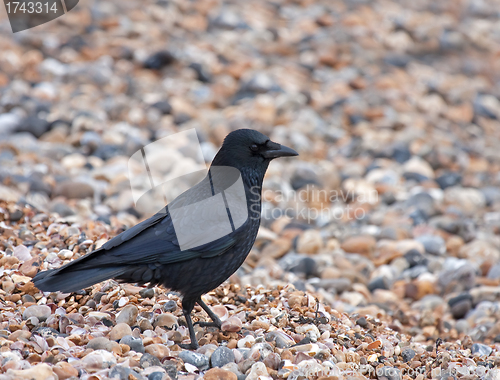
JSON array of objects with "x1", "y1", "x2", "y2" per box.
[{"x1": 33, "y1": 129, "x2": 298, "y2": 349}]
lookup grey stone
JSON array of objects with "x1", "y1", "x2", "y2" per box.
[
  {"x1": 178, "y1": 351, "x2": 209, "y2": 371},
  {"x1": 88, "y1": 337, "x2": 112, "y2": 351},
  {"x1": 471, "y1": 343, "x2": 493, "y2": 357},
  {"x1": 163, "y1": 300, "x2": 177, "y2": 313},
  {"x1": 140, "y1": 353, "x2": 161, "y2": 369},
  {"x1": 109, "y1": 365, "x2": 145, "y2": 380},
  {"x1": 368, "y1": 276, "x2": 389, "y2": 292},
  {"x1": 401, "y1": 348, "x2": 416, "y2": 363},
  {"x1": 377, "y1": 366, "x2": 402, "y2": 380},
  {"x1": 139, "y1": 288, "x2": 155, "y2": 299},
  {"x1": 119, "y1": 335, "x2": 145, "y2": 353},
  {"x1": 405, "y1": 192, "x2": 436, "y2": 217},
  {"x1": 211, "y1": 346, "x2": 235, "y2": 368},
  {"x1": 416, "y1": 234, "x2": 446, "y2": 256},
  {"x1": 22, "y1": 305, "x2": 51, "y2": 322}
]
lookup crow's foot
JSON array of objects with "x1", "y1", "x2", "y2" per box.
[{"x1": 179, "y1": 341, "x2": 199, "y2": 350}]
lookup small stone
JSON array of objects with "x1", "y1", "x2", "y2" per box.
[
  {"x1": 404, "y1": 249, "x2": 428, "y2": 268},
  {"x1": 179, "y1": 350, "x2": 209, "y2": 371},
  {"x1": 356, "y1": 317, "x2": 369, "y2": 328},
  {"x1": 368, "y1": 277, "x2": 389, "y2": 292},
  {"x1": 87, "y1": 337, "x2": 112, "y2": 351},
  {"x1": 405, "y1": 192, "x2": 436, "y2": 218},
  {"x1": 109, "y1": 323, "x2": 132, "y2": 341},
  {"x1": 54, "y1": 181, "x2": 94, "y2": 199},
  {"x1": 401, "y1": 348, "x2": 416, "y2": 363},
  {"x1": 147, "y1": 372, "x2": 168, "y2": 380},
  {"x1": 16, "y1": 116, "x2": 50, "y2": 138},
  {"x1": 81, "y1": 350, "x2": 116, "y2": 370},
  {"x1": 22, "y1": 294, "x2": 36, "y2": 303},
  {"x1": 290, "y1": 257, "x2": 318, "y2": 277},
  {"x1": 7, "y1": 363, "x2": 55, "y2": 380},
  {"x1": 109, "y1": 365, "x2": 144, "y2": 380},
  {"x1": 8, "y1": 330, "x2": 31, "y2": 341},
  {"x1": 297, "y1": 230, "x2": 323, "y2": 254},
  {"x1": 144, "y1": 50, "x2": 175, "y2": 70},
  {"x1": 153, "y1": 313, "x2": 177, "y2": 329},
  {"x1": 139, "y1": 319, "x2": 154, "y2": 332},
  {"x1": 471, "y1": 343, "x2": 493, "y2": 357},
  {"x1": 261, "y1": 238, "x2": 291, "y2": 259},
  {"x1": 163, "y1": 300, "x2": 177, "y2": 312},
  {"x1": 204, "y1": 368, "x2": 237, "y2": 380},
  {"x1": 140, "y1": 353, "x2": 161, "y2": 369},
  {"x1": 116, "y1": 304, "x2": 138, "y2": 326},
  {"x1": 221, "y1": 317, "x2": 242, "y2": 332},
  {"x1": 13, "y1": 245, "x2": 32, "y2": 262},
  {"x1": 53, "y1": 361, "x2": 79, "y2": 380},
  {"x1": 416, "y1": 235, "x2": 446, "y2": 256},
  {"x1": 145, "y1": 344, "x2": 169, "y2": 359},
  {"x1": 20, "y1": 257, "x2": 42, "y2": 277},
  {"x1": 139, "y1": 288, "x2": 155, "y2": 299},
  {"x1": 376, "y1": 366, "x2": 402, "y2": 380},
  {"x1": 341, "y1": 235, "x2": 376, "y2": 256},
  {"x1": 263, "y1": 352, "x2": 280, "y2": 370},
  {"x1": 246, "y1": 362, "x2": 268, "y2": 380},
  {"x1": 211, "y1": 346, "x2": 235, "y2": 368},
  {"x1": 487, "y1": 263, "x2": 500, "y2": 279},
  {"x1": 23, "y1": 305, "x2": 51, "y2": 322},
  {"x1": 119, "y1": 334, "x2": 145, "y2": 353},
  {"x1": 436, "y1": 172, "x2": 462, "y2": 189},
  {"x1": 450, "y1": 300, "x2": 471, "y2": 320},
  {"x1": 151, "y1": 100, "x2": 172, "y2": 115}
]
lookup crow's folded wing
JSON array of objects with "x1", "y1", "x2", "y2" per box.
[{"x1": 64, "y1": 204, "x2": 241, "y2": 270}]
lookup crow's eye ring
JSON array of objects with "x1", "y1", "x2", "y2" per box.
[{"x1": 250, "y1": 144, "x2": 259, "y2": 152}]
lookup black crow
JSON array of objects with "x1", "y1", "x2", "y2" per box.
[{"x1": 33, "y1": 129, "x2": 298, "y2": 349}]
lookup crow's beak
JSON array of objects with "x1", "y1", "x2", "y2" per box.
[{"x1": 262, "y1": 143, "x2": 299, "y2": 159}]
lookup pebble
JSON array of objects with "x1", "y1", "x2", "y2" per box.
[
  {"x1": 179, "y1": 350, "x2": 209, "y2": 371},
  {"x1": 401, "y1": 348, "x2": 416, "y2": 363},
  {"x1": 153, "y1": 313, "x2": 177, "y2": 329},
  {"x1": 6, "y1": 363, "x2": 56, "y2": 380},
  {"x1": 416, "y1": 235, "x2": 446, "y2": 256},
  {"x1": 341, "y1": 235, "x2": 377, "y2": 256},
  {"x1": 116, "y1": 304, "x2": 139, "y2": 326},
  {"x1": 22, "y1": 305, "x2": 51, "y2": 322},
  {"x1": 109, "y1": 323, "x2": 133, "y2": 341},
  {"x1": 53, "y1": 362, "x2": 79, "y2": 380},
  {"x1": 88, "y1": 337, "x2": 113, "y2": 351},
  {"x1": 221, "y1": 317, "x2": 242, "y2": 332},
  {"x1": 471, "y1": 343, "x2": 493, "y2": 357},
  {"x1": 211, "y1": 346, "x2": 235, "y2": 368},
  {"x1": 109, "y1": 365, "x2": 145, "y2": 380},
  {"x1": 139, "y1": 288, "x2": 155, "y2": 299},
  {"x1": 163, "y1": 300, "x2": 177, "y2": 312},
  {"x1": 120, "y1": 334, "x2": 145, "y2": 353},
  {"x1": 81, "y1": 350, "x2": 117, "y2": 370},
  {"x1": 145, "y1": 344, "x2": 170, "y2": 359},
  {"x1": 204, "y1": 368, "x2": 237, "y2": 380},
  {"x1": 140, "y1": 353, "x2": 161, "y2": 369}
]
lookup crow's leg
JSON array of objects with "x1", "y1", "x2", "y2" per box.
[
  {"x1": 196, "y1": 297, "x2": 222, "y2": 329},
  {"x1": 179, "y1": 298, "x2": 199, "y2": 350}
]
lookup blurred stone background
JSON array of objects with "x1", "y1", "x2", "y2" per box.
[{"x1": 1, "y1": 0, "x2": 500, "y2": 378}]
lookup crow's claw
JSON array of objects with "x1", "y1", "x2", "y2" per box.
[
  {"x1": 195, "y1": 321, "x2": 222, "y2": 329},
  {"x1": 179, "y1": 341, "x2": 199, "y2": 350}
]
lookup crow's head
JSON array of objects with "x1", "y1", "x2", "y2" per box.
[{"x1": 211, "y1": 129, "x2": 298, "y2": 172}]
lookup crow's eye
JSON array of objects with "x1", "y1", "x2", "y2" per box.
[{"x1": 250, "y1": 144, "x2": 259, "y2": 152}]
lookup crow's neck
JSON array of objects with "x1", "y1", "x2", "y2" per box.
[{"x1": 239, "y1": 166, "x2": 267, "y2": 221}]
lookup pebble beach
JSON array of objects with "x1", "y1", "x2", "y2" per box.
[{"x1": 1, "y1": 0, "x2": 500, "y2": 379}]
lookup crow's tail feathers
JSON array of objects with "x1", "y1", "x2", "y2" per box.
[{"x1": 32, "y1": 266, "x2": 126, "y2": 293}]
